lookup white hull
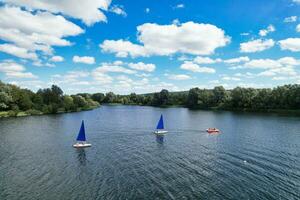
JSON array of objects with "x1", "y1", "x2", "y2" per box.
[
  {"x1": 73, "y1": 143, "x2": 92, "y2": 148},
  {"x1": 154, "y1": 130, "x2": 168, "y2": 135}
]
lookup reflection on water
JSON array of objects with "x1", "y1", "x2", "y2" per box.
[
  {"x1": 76, "y1": 148, "x2": 86, "y2": 166},
  {"x1": 156, "y1": 135, "x2": 164, "y2": 144}
]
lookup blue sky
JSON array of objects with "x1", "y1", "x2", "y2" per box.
[{"x1": 0, "y1": 0, "x2": 300, "y2": 94}]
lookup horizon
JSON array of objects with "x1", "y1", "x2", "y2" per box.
[{"x1": 1, "y1": 0, "x2": 300, "y2": 94}]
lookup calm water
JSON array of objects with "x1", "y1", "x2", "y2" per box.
[{"x1": 0, "y1": 105, "x2": 300, "y2": 200}]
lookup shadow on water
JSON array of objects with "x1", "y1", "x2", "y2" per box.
[{"x1": 76, "y1": 148, "x2": 87, "y2": 166}]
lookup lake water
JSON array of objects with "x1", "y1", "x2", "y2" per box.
[{"x1": 0, "y1": 105, "x2": 300, "y2": 199}]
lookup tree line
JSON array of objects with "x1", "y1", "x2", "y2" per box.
[
  {"x1": 0, "y1": 81, "x2": 99, "y2": 117},
  {"x1": 90, "y1": 84, "x2": 300, "y2": 111},
  {"x1": 1, "y1": 80, "x2": 300, "y2": 117}
]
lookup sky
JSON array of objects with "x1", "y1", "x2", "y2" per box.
[{"x1": 0, "y1": 0, "x2": 300, "y2": 94}]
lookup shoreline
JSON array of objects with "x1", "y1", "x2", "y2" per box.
[
  {"x1": 0, "y1": 105, "x2": 100, "y2": 119},
  {"x1": 113, "y1": 103, "x2": 300, "y2": 116},
  {"x1": 1, "y1": 104, "x2": 300, "y2": 119}
]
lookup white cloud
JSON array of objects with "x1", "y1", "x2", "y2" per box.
[
  {"x1": 51, "y1": 70, "x2": 90, "y2": 86},
  {"x1": 91, "y1": 72, "x2": 112, "y2": 84},
  {"x1": 145, "y1": 8, "x2": 150, "y2": 13},
  {"x1": 100, "y1": 22, "x2": 230, "y2": 57},
  {"x1": 245, "y1": 58, "x2": 284, "y2": 69},
  {"x1": 128, "y1": 62, "x2": 156, "y2": 72},
  {"x1": 94, "y1": 62, "x2": 136, "y2": 74},
  {"x1": 100, "y1": 39, "x2": 148, "y2": 57},
  {"x1": 180, "y1": 61, "x2": 216, "y2": 73},
  {"x1": 224, "y1": 56, "x2": 250, "y2": 64},
  {"x1": 278, "y1": 38, "x2": 300, "y2": 52},
  {"x1": 240, "y1": 32, "x2": 250, "y2": 36},
  {"x1": 222, "y1": 76, "x2": 241, "y2": 81},
  {"x1": 259, "y1": 25, "x2": 275, "y2": 36},
  {"x1": 193, "y1": 56, "x2": 249, "y2": 64},
  {"x1": 109, "y1": 5, "x2": 126, "y2": 17},
  {"x1": 295, "y1": 24, "x2": 300, "y2": 32},
  {"x1": 234, "y1": 72, "x2": 255, "y2": 78},
  {"x1": 0, "y1": 6, "x2": 83, "y2": 39},
  {"x1": 240, "y1": 39, "x2": 274, "y2": 53},
  {"x1": 0, "y1": 6, "x2": 83, "y2": 59},
  {"x1": 0, "y1": 60, "x2": 37, "y2": 79},
  {"x1": 3, "y1": 0, "x2": 111, "y2": 26},
  {"x1": 284, "y1": 16, "x2": 297, "y2": 23},
  {"x1": 293, "y1": 0, "x2": 300, "y2": 4},
  {"x1": 0, "y1": 43, "x2": 38, "y2": 60},
  {"x1": 257, "y1": 70, "x2": 276, "y2": 77},
  {"x1": 73, "y1": 56, "x2": 95, "y2": 64},
  {"x1": 167, "y1": 74, "x2": 191, "y2": 80},
  {"x1": 242, "y1": 57, "x2": 300, "y2": 78},
  {"x1": 50, "y1": 56, "x2": 64, "y2": 62},
  {"x1": 193, "y1": 56, "x2": 221, "y2": 64},
  {"x1": 175, "y1": 4, "x2": 185, "y2": 9}
]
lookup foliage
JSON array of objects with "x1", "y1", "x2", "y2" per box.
[
  {"x1": 1, "y1": 80, "x2": 300, "y2": 118},
  {"x1": 0, "y1": 81, "x2": 100, "y2": 117}
]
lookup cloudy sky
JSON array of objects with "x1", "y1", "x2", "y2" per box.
[{"x1": 0, "y1": 0, "x2": 300, "y2": 94}]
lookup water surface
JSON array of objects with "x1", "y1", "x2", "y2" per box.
[{"x1": 0, "y1": 105, "x2": 300, "y2": 199}]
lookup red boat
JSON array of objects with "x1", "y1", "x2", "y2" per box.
[{"x1": 206, "y1": 128, "x2": 220, "y2": 134}]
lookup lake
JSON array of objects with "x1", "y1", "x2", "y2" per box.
[{"x1": 0, "y1": 105, "x2": 300, "y2": 199}]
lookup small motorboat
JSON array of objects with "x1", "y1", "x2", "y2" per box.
[
  {"x1": 154, "y1": 114, "x2": 168, "y2": 135},
  {"x1": 206, "y1": 128, "x2": 220, "y2": 134},
  {"x1": 73, "y1": 120, "x2": 92, "y2": 148}
]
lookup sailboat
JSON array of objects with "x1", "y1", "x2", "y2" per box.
[
  {"x1": 73, "y1": 120, "x2": 92, "y2": 148},
  {"x1": 154, "y1": 114, "x2": 168, "y2": 135}
]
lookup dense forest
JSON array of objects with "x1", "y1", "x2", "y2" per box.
[
  {"x1": 1, "y1": 80, "x2": 300, "y2": 117},
  {"x1": 0, "y1": 81, "x2": 99, "y2": 117},
  {"x1": 92, "y1": 84, "x2": 300, "y2": 111}
]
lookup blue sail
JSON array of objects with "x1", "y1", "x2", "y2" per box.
[
  {"x1": 156, "y1": 114, "x2": 164, "y2": 129},
  {"x1": 76, "y1": 120, "x2": 86, "y2": 141}
]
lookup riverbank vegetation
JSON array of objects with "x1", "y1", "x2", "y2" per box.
[
  {"x1": 1, "y1": 80, "x2": 300, "y2": 117},
  {"x1": 90, "y1": 84, "x2": 300, "y2": 112},
  {"x1": 0, "y1": 81, "x2": 99, "y2": 118}
]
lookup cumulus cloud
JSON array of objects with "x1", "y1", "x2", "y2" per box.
[
  {"x1": 259, "y1": 25, "x2": 275, "y2": 36},
  {"x1": 224, "y1": 56, "x2": 250, "y2": 64},
  {"x1": 0, "y1": 60, "x2": 37, "y2": 79},
  {"x1": 73, "y1": 56, "x2": 95, "y2": 64},
  {"x1": 243, "y1": 57, "x2": 300, "y2": 77},
  {"x1": 128, "y1": 62, "x2": 156, "y2": 72},
  {"x1": 50, "y1": 56, "x2": 64, "y2": 62},
  {"x1": 109, "y1": 5, "x2": 126, "y2": 17},
  {"x1": 278, "y1": 38, "x2": 300, "y2": 52},
  {"x1": 180, "y1": 61, "x2": 216, "y2": 73},
  {"x1": 167, "y1": 74, "x2": 191, "y2": 80},
  {"x1": 94, "y1": 62, "x2": 136, "y2": 74},
  {"x1": 0, "y1": 6, "x2": 83, "y2": 60},
  {"x1": 240, "y1": 39, "x2": 274, "y2": 53},
  {"x1": 2, "y1": 0, "x2": 111, "y2": 26},
  {"x1": 284, "y1": 16, "x2": 297, "y2": 23},
  {"x1": 145, "y1": 8, "x2": 150, "y2": 13},
  {"x1": 0, "y1": 43, "x2": 38, "y2": 60},
  {"x1": 222, "y1": 76, "x2": 241, "y2": 81},
  {"x1": 100, "y1": 22, "x2": 230, "y2": 57},
  {"x1": 193, "y1": 56, "x2": 221, "y2": 64},
  {"x1": 100, "y1": 39, "x2": 148, "y2": 57},
  {"x1": 193, "y1": 56, "x2": 249, "y2": 64}
]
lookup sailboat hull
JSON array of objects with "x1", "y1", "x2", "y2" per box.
[
  {"x1": 154, "y1": 130, "x2": 168, "y2": 135},
  {"x1": 73, "y1": 143, "x2": 92, "y2": 148}
]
